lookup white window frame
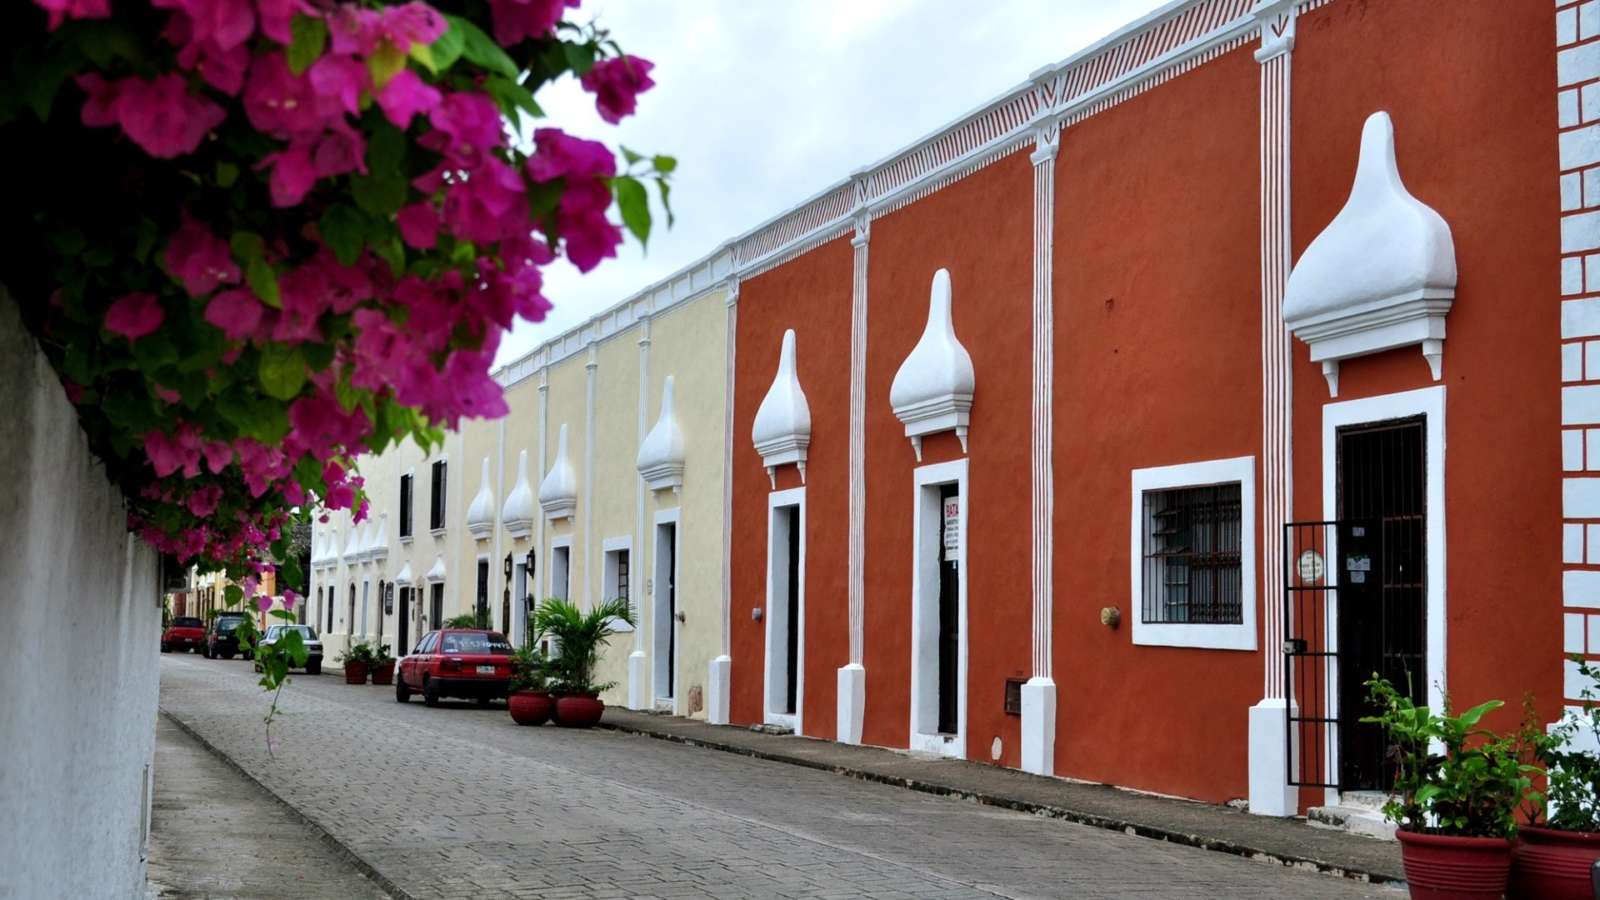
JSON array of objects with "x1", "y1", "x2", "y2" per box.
[
  {"x1": 763, "y1": 487, "x2": 806, "y2": 733},
  {"x1": 475, "y1": 551, "x2": 491, "y2": 626},
  {"x1": 1129, "y1": 455, "x2": 1257, "y2": 651},
  {"x1": 909, "y1": 459, "x2": 967, "y2": 759},
  {"x1": 428, "y1": 455, "x2": 449, "y2": 537},
  {"x1": 547, "y1": 535, "x2": 572, "y2": 603},
  {"x1": 399, "y1": 467, "x2": 416, "y2": 544},
  {"x1": 601, "y1": 535, "x2": 634, "y2": 633}
]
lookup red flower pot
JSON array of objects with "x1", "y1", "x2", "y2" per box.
[
  {"x1": 369, "y1": 661, "x2": 395, "y2": 686},
  {"x1": 343, "y1": 661, "x2": 369, "y2": 684},
  {"x1": 508, "y1": 690, "x2": 553, "y2": 726},
  {"x1": 554, "y1": 694, "x2": 604, "y2": 728},
  {"x1": 1512, "y1": 825, "x2": 1600, "y2": 900},
  {"x1": 1397, "y1": 829, "x2": 1513, "y2": 900}
]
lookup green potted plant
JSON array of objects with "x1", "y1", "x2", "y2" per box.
[
  {"x1": 369, "y1": 643, "x2": 396, "y2": 686},
  {"x1": 336, "y1": 640, "x2": 372, "y2": 685},
  {"x1": 533, "y1": 597, "x2": 631, "y2": 728},
  {"x1": 1363, "y1": 675, "x2": 1536, "y2": 900},
  {"x1": 507, "y1": 645, "x2": 553, "y2": 726},
  {"x1": 444, "y1": 613, "x2": 480, "y2": 629},
  {"x1": 1512, "y1": 659, "x2": 1600, "y2": 900}
]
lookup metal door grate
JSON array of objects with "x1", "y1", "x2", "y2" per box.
[{"x1": 1285, "y1": 520, "x2": 1339, "y2": 789}]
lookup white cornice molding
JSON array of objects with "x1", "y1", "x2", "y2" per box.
[
  {"x1": 539, "y1": 423, "x2": 578, "y2": 521},
  {"x1": 637, "y1": 375, "x2": 686, "y2": 493},
  {"x1": 1283, "y1": 111, "x2": 1456, "y2": 396},
  {"x1": 890, "y1": 269, "x2": 976, "y2": 461},
  {"x1": 426, "y1": 555, "x2": 446, "y2": 583},
  {"x1": 1251, "y1": 0, "x2": 1297, "y2": 62},
  {"x1": 752, "y1": 329, "x2": 812, "y2": 488},
  {"x1": 501, "y1": 448, "x2": 534, "y2": 539},
  {"x1": 465, "y1": 456, "x2": 495, "y2": 540}
]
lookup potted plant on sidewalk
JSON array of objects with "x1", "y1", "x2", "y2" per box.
[
  {"x1": 337, "y1": 641, "x2": 372, "y2": 685},
  {"x1": 534, "y1": 597, "x2": 631, "y2": 728},
  {"x1": 369, "y1": 643, "x2": 396, "y2": 686},
  {"x1": 1512, "y1": 659, "x2": 1600, "y2": 900},
  {"x1": 1364, "y1": 675, "x2": 1536, "y2": 900},
  {"x1": 507, "y1": 645, "x2": 553, "y2": 726}
]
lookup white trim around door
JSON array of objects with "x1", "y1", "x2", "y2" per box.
[
  {"x1": 764, "y1": 487, "x2": 806, "y2": 733},
  {"x1": 909, "y1": 459, "x2": 967, "y2": 759},
  {"x1": 651, "y1": 507, "x2": 681, "y2": 712}
]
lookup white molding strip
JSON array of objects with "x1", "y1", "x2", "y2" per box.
[
  {"x1": 721, "y1": 281, "x2": 739, "y2": 660},
  {"x1": 848, "y1": 212, "x2": 869, "y2": 668},
  {"x1": 1029, "y1": 123, "x2": 1058, "y2": 684},
  {"x1": 583, "y1": 343, "x2": 597, "y2": 610}
]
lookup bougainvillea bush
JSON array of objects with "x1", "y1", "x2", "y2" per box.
[{"x1": 0, "y1": 0, "x2": 667, "y2": 690}]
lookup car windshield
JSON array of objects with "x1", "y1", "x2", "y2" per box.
[
  {"x1": 290, "y1": 626, "x2": 316, "y2": 640},
  {"x1": 441, "y1": 632, "x2": 512, "y2": 655},
  {"x1": 215, "y1": 616, "x2": 246, "y2": 631},
  {"x1": 173, "y1": 617, "x2": 202, "y2": 628}
]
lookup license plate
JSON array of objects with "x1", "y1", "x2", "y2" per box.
[{"x1": 476, "y1": 665, "x2": 496, "y2": 674}]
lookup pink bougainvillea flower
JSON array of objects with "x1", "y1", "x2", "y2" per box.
[
  {"x1": 376, "y1": 2, "x2": 447, "y2": 51},
  {"x1": 311, "y1": 127, "x2": 366, "y2": 178},
  {"x1": 255, "y1": 0, "x2": 311, "y2": 44},
  {"x1": 308, "y1": 55, "x2": 367, "y2": 118},
  {"x1": 486, "y1": 0, "x2": 577, "y2": 46},
  {"x1": 205, "y1": 288, "x2": 264, "y2": 339},
  {"x1": 153, "y1": 384, "x2": 183, "y2": 404},
  {"x1": 185, "y1": 484, "x2": 224, "y2": 518},
  {"x1": 33, "y1": 0, "x2": 110, "y2": 30},
  {"x1": 244, "y1": 53, "x2": 332, "y2": 140},
  {"x1": 524, "y1": 128, "x2": 615, "y2": 182},
  {"x1": 442, "y1": 157, "x2": 524, "y2": 243},
  {"x1": 202, "y1": 440, "x2": 234, "y2": 474},
  {"x1": 560, "y1": 208, "x2": 622, "y2": 273},
  {"x1": 396, "y1": 202, "x2": 439, "y2": 249},
  {"x1": 144, "y1": 423, "x2": 203, "y2": 478},
  {"x1": 111, "y1": 74, "x2": 227, "y2": 158},
  {"x1": 426, "y1": 91, "x2": 505, "y2": 156},
  {"x1": 166, "y1": 217, "x2": 241, "y2": 296},
  {"x1": 260, "y1": 141, "x2": 318, "y2": 207},
  {"x1": 104, "y1": 293, "x2": 166, "y2": 341},
  {"x1": 256, "y1": 593, "x2": 275, "y2": 612},
  {"x1": 579, "y1": 55, "x2": 655, "y2": 124},
  {"x1": 153, "y1": 0, "x2": 256, "y2": 51},
  {"x1": 74, "y1": 73, "x2": 121, "y2": 127},
  {"x1": 375, "y1": 69, "x2": 441, "y2": 129}
]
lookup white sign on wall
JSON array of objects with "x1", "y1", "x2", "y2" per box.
[{"x1": 942, "y1": 496, "x2": 960, "y2": 556}]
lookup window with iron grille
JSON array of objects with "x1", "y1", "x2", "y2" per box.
[
  {"x1": 1141, "y1": 483, "x2": 1243, "y2": 625},
  {"x1": 429, "y1": 460, "x2": 446, "y2": 531},
  {"x1": 399, "y1": 473, "x2": 413, "y2": 538}
]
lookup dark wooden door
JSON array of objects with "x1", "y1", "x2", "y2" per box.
[{"x1": 937, "y1": 484, "x2": 960, "y2": 735}]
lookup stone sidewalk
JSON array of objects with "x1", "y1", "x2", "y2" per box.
[{"x1": 598, "y1": 709, "x2": 1404, "y2": 885}]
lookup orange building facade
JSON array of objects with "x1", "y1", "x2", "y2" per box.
[{"x1": 718, "y1": 0, "x2": 1566, "y2": 820}]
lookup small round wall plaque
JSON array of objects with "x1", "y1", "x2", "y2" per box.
[{"x1": 1297, "y1": 549, "x2": 1325, "y2": 585}]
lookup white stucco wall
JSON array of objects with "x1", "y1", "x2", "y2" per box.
[{"x1": 0, "y1": 289, "x2": 162, "y2": 899}]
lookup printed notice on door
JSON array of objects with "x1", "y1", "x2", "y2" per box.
[{"x1": 943, "y1": 496, "x2": 960, "y2": 556}]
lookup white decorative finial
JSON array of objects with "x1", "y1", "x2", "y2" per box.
[
  {"x1": 466, "y1": 456, "x2": 495, "y2": 540},
  {"x1": 501, "y1": 449, "x2": 534, "y2": 539},
  {"x1": 890, "y1": 269, "x2": 975, "y2": 461},
  {"x1": 1283, "y1": 111, "x2": 1455, "y2": 397},
  {"x1": 637, "y1": 376, "x2": 686, "y2": 492},
  {"x1": 752, "y1": 329, "x2": 811, "y2": 488},
  {"x1": 539, "y1": 424, "x2": 577, "y2": 521},
  {"x1": 367, "y1": 512, "x2": 389, "y2": 561}
]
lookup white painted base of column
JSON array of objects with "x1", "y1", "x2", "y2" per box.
[
  {"x1": 1248, "y1": 698, "x2": 1299, "y2": 817},
  {"x1": 837, "y1": 663, "x2": 865, "y2": 744},
  {"x1": 707, "y1": 655, "x2": 731, "y2": 725},
  {"x1": 627, "y1": 651, "x2": 648, "y2": 710},
  {"x1": 1020, "y1": 677, "x2": 1056, "y2": 776}
]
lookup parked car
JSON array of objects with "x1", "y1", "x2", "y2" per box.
[
  {"x1": 254, "y1": 624, "x2": 323, "y2": 675},
  {"x1": 202, "y1": 612, "x2": 252, "y2": 659},
  {"x1": 160, "y1": 616, "x2": 205, "y2": 653},
  {"x1": 395, "y1": 629, "x2": 514, "y2": 707}
]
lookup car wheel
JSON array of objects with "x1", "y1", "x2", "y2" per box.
[
  {"x1": 423, "y1": 677, "x2": 440, "y2": 707},
  {"x1": 305, "y1": 661, "x2": 320, "y2": 675},
  {"x1": 202, "y1": 645, "x2": 211, "y2": 659},
  {"x1": 160, "y1": 642, "x2": 170, "y2": 653},
  {"x1": 395, "y1": 677, "x2": 410, "y2": 703}
]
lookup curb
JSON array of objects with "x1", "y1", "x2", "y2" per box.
[
  {"x1": 159, "y1": 709, "x2": 417, "y2": 900},
  {"x1": 596, "y1": 718, "x2": 1404, "y2": 888}
]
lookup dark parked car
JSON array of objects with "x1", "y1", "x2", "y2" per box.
[
  {"x1": 202, "y1": 612, "x2": 252, "y2": 659},
  {"x1": 395, "y1": 629, "x2": 514, "y2": 706},
  {"x1": 255, "y1": 624, "x2": 322, "y2": 675},
  {"x1": 160, "y1": 616, "x2": 205, "y2": 653}
]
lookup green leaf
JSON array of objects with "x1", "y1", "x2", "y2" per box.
[
  {"x1": 288, "y1": 14, "x2": 328, "y2": 75},
  {"x1": 653, "y1": 154, "x2": 677, "y2": 174},
  {"x1": 1457, "y1": 700, "x2": 1504, "y2": 728},
  {"x1": 428, "y1": 21, "x2": 467, "y2": 73},
  {"x1": 451, "y1": 15, "x2": 518, "y2": 79},
  {"x1": 619, "y1": 146, "x2": 644, "y2": 166},
  {"x1": 366, "y1": 43, "x2": 408, "y2": 89},
  {"x1": 408, "y1": 41, "x2": 437, "y2": 74},
  {"x1": 613, "y1": 175, "x2": 650, "y2": 247},
  {"x1": 654, "y1": 178, "x2": 674, "y2": 228},
  {"x1": 225, "y1": 584, "x2": 243, "y2": 605},
  {"x1": 215, "y1": 161, "x2": 239, "y2": 188},
  {"x1": 258, "y1": 344, "x2": 307, "y2": 401},
  {"x1": 372, "y1": 235, "x2": 406, "y2": 276},
  {"x1": 246, "y1": 257, "x2": 280, "y2": 309},
  {"x1": 319, "y1": 205, "x2": 367, "y2": 266},
  {"x1": 230, "y1": 231, "x2": 266, "y2": 262},
  {"x1": 561, "y1": 41, "x2": 596, "y2": 76},
  {"x1": 366, "y1": 121, "x2": 406, "y2": 172},
  {"x1": 352, "y1": 172, "x2": 408, "y2": 216},
  {"x1": 484, "y1": 75, "x2": 543, "y2": 120}
]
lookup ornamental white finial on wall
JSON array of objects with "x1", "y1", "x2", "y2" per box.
[
  {"x1": 501, "y1": 448, "x2": 534, "y2": 539},
  {"x1": 890, "y1": 268, "x2": 975, "y2": 461},
  {"x1": 637, "y1": 375, "x2": 686, "y2": 492},
  {"x1": 367, "y1": 512, "x2": 389, "y2": 563},
  {"x1": 343, "y1": 520, "x2": 362, "y2": 562},
  {"x1": 752, "y1": 329, "x2": 811, "y2": 488},
  {"x1": 466, "y1": 456, "x2": 496, "y2": 540},
  {"x1": 1283, "y1": 111, "x2": 1456, "y2": 396},
  {"x1": 539, "y1": 423, "x2": 578, "y2": 521}
]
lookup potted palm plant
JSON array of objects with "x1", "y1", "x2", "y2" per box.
[
  {"x1": 507, "y1": 645, "x2": 553, "y2": 726},
  {"x1": 336, "y1": 640, "x2": 372, "y2": 685},
  {"x1": 369, "y1": 643, "x2": 396, "y2": 686},
  {"x1": 1364, "y1": 675, "x2": 1536, "y2": 900},
  {"x1": 1512, "y1": 659, "x2": 1600, "y2": 900},
  {"x1": 533, "y1": 597, "x2": 631, "y2": 728}
]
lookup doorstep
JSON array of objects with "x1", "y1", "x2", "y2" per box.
[{"x1": 598, "y1": 709, "x2": 1405, "y2": 886}]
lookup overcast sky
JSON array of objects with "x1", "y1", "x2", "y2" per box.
[{"x1": 496, "y1": 0, "x2": 1170, "y2": 368}]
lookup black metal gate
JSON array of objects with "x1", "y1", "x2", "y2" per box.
[{"x1": 1284, "y1": 520, "x2": 1339, "y2": 789}]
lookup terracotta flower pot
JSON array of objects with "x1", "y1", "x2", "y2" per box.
[
  {"x1": 508, "y1": 690, "x2": 553, "y2": 726},
  {"x1": 343, "y1": 661, "x2": 369, "y2": 684},
  {"x1": 554, "y1": 694, "x2": 604, "y2": 728},
  {"x1": 1512, "y1": 825, "x2": 1600, "y2": 900},
  {"x1": 1397, "y1": 829, "x2": 1513, "y2": 900},
  {"x1": 369, "y1": 661, "x2": 395, "y2": 685}
]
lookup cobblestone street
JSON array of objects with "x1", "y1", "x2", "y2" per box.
[{"x1": 157, "y1": 655, "x2": 1398, "y2": 899}]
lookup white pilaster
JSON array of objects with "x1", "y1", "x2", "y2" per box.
[
  {"x1": 630, "y1": 317, "x2": 651, "y2": 710},
  {"x1": 840, "y1": 186, "x2": 871, "y2": 745},
  {"x1": 583, "y1": 342, "x2": 597, "y2": 611},
  {"x1": 711, "y1": 279, "x2": 739, "y2": 725}
]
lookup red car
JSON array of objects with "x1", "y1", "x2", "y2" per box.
[
  {"x1": 394, "y1": 629, "x2": 514, "y2": 707},
  {"x1": 161, "y1": 616, "x2": 205, "y2": 653}
]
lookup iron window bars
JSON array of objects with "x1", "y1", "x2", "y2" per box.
[{"x1": 1141, "y1": 483, "x2": 1244, "y2": 625}]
